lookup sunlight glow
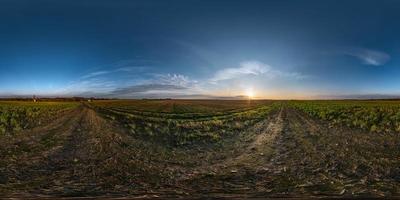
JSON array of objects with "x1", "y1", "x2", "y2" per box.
[{"x1": 246, "y1": 88, "x2": 255, "y2": 99}]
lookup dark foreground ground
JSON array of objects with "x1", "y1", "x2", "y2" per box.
[{"x1": 0, "y1": 105, "x2": 399, "y2": 199}]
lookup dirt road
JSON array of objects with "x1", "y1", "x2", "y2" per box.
[{"x1": 0, "y1": 105, "x2": 399, "y2": 198}]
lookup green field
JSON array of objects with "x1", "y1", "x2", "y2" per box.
[
  {"x1": 0, "y1": 101, "x2": 78, "y2": 135},
  {"x1": 0, "y1": 100, "x2": 399, "y2": 198}
]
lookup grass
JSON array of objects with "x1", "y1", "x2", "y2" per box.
[{"x1": 0, "y1": 99, "x2": 399, "y2": 198}]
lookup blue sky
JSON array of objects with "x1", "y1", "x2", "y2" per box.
[{"x1": 0, "y1": 0, "x2": 399, "y2": 99}]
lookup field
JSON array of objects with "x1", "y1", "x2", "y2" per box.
[{"x1": 0, "y1": 99, "x2": 399, "y2": 198}]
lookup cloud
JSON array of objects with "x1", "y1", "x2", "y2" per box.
[
  {"x1": 342, "y1": 47, "x2": 390, "y2": 66},
  {"x1": 80, "y1": 59, "x2": 151, "y2": 79},
  {"x1": 60, "y1": 78, "x2": 117, "y2": 95},
  {"x1": 210, "y1": 61, "x2": 308, "y2": 83},
  {"x1": 154, "y1": 73, "x2": 198, "y2": 88},
  {"x1": 80, "y1": 67, "x2": 147, "y2": 79},
  {"x1": 115, "y1": 66, "x2": 147, "y2": 72},
  {"x1": 66, "y1": 71, "x2": 198, "y2": 97},
  {"x1": 57, "y1": 59, "x2": 307, "y2": 98},
  {"x1": 267, "y1": 70, "x2": 309, "y2": 80},
  {"x1": 69, "y1": 60, "x2": 154, "y2": 96},
  {"x1": 210, "y1": 61, "x2": 269, "y2": 82},
  {"x1": 109, "y1": 73, "x2": 199, "y2": 97},
  {"x1": 81, "y1": 71, "x2": 111, "y2": 79},
  {"x1": 110, "y1": 84, "x2": 187, "y2": 96}
]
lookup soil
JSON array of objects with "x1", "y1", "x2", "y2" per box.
[{"x1": 0, "y1": 104, "x2": 399, "y2": 199}]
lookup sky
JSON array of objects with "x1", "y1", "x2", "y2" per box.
[{"x1": 0, "y1": 0, "x2": 400, "y2": 99}]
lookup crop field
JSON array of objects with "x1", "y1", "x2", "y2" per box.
[
  {"x1": 0, "y1": 99, "x2": 399, "y2": 198},
  {"x1": 0, "y1": 101, "x2": 78, "y2": 135}
]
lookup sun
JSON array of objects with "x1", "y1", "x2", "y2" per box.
[{"x1": 246, "y1": 88, "x2": 255, "y2": 99}]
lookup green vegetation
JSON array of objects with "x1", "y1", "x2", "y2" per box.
[
  {"x1": 1, "y1": 99, "x2": 400, "y2": 198},
  {"x1": 92, "y1": 99, "x2": 271, "y2": 113},
  {"x1": 90, "y1": 100, "x2": 279, "y2": 146},
  {"x1": 0, "y1": 101, "x2": 78, "y2": 135},
  {"x1": 289, "y1": 100, "x2": 400, "y2": 133}
]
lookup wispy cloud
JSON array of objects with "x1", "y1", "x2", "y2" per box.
[
  {"x1": 109, "y1": 73, "x2": 198, "y2": 97},
  {"x1": 267, "y1": 70, "x2": 309, "y2": 80},
  {"x1": 80, "y1": 59, "x2": 151, "y2": 79},
  {"x1": 115, "y1": 66, "x2": 147, "y2": 72},
  {"x1": 211, "y1": 61, "x2": 268, "y2": 82},
  {"x1": 154, "y1": 73, "x2": 198, "y2": 88},
  {"x1": 110, "y1": 84, "x2": 187, "y2": 96},
  {"x1": 80, "y1": 67, "x2": 147, "y2": 79},
  {"x1": 56, "y1": 60, "x2": 307, "y2": 98},
  {"x1": 57, "y1": 78, "x2": 117, "y2": 96},
  {"x1": 68, "y1": 59, "x2": 154, "y2": 96},
  {"x1": 81, "y1": 71, "x2": 111, "y2": 79},
  {"x1": 210, "y1": 61, "x2": 308, "y2": 83},
  {"x1": 63, "y1": 71, "x2": 198, "y2": 97},
  {"x1": 342, "y1": 47, "x2": 390, "y2": 66}
]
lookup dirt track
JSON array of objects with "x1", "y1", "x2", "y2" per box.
[{"x1": 0, "y1": 105, "x2": 399, "y2": 198}]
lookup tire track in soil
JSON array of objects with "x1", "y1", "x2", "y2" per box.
[
  {"x1": 183, "y1": 105, "x2": 396, "y2": 198},
  {"x1": 264, "y1": 107, "x2": 337, "y2": 197},
  {"x1": 267, "y1": 108, "x2": 400, "y2": 198},
  {"x1": 222, "y1": 107, "x2": 285, "y2": 167},
  {"x1": 0, "y1": 107, "x2": 83, "y2": 163},
  {"x1": 29, "y1": 108, "x2": 92, "y2": 195},
  {"x1": 238, "y1": 107, "x2": 343, "y2": 198},
  {"x1": 179, "y1": 107, "x2": 287, "y2": 197},
  {"x1": 2, "y1": 108, "x2": 104, "y2": 196},
  {"x1": 16, "y1": 108, "x2": 130, "y2": 196},
  {"x1": 3, "y1": 104, "x2": 398, "y2": 198},
  {"x1": 1, "y1": 105, "x2": 189, "y2": 198},
  {"x1": 0, "y1": 107, "x2": 85, "y2": 194},
  {"x1": 6, "y1": 106, "x2": 172, "y2": 198}
]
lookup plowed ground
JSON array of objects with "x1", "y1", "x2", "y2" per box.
[{"x1": 0, "y1": 105, "x2": 399, "y2": 199}]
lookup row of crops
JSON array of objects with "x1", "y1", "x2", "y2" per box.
[
  {"x1": 92, "y1": 99, "x2": 272, "y2": 114},
  {"x1": 90, "y1": 100, "x2": 280, "y2": 146},
  {"x1": 290, "y1": 100, "x2": 400, "y2": 133},
  {"x1": 0, "y1": 101, "x2": 78, "y2": 135}
]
